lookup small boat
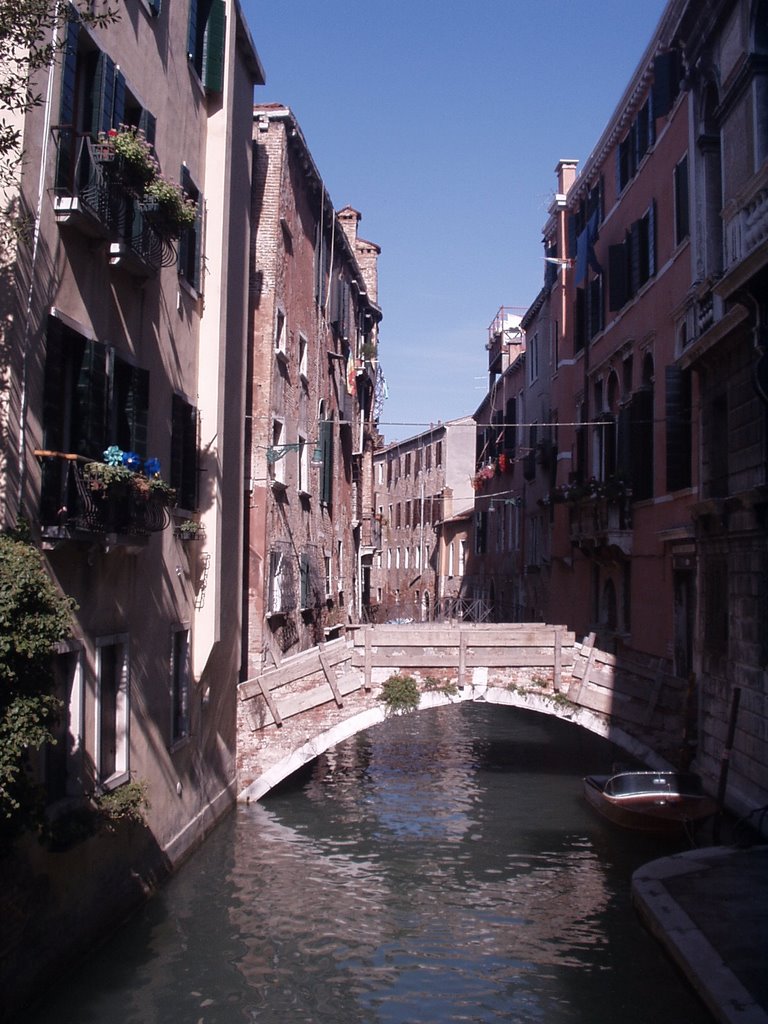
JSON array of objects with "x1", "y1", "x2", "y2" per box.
[{"x1": 583, "y1": 770, "x2": 717, "y2": 833}]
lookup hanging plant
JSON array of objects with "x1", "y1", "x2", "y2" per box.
[
  {"x1": 96, "y1": 126, "x2": 157, "y2": 195},
  {"x1": 143, "y1": 175, "x2": 197, "y2": 238}
]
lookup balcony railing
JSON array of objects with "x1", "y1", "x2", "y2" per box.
[
  {"x1": 36, "y1": 451, "x2": 174, "y2": 545},
  {"x1": 52, "y1": 131, "x2": 176, "y2": 275},
  {"x1": 568, "y1": 494, "x2": 633, "y2": 556}
]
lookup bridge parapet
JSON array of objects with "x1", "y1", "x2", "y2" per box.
[{"x1": 236, "y1": 624, "x2": 689, "y2": 801}]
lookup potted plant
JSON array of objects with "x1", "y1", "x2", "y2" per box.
[
  {"x1": 95, "y1": 126, "x2": 157, "y2": 195},
  {"x1": 175, "y1": 518, "x2": 202, "y2": 541},
  {"x1": 142, "y1": 175, "x2": 197, "y2": 238}
]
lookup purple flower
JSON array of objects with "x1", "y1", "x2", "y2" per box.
[{"x1": 122, "y1": 451, "x2": 142, "y2": 471}]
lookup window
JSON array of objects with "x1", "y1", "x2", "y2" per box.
[
  {"x1": 324, "y1": 554, "x2": 332, "y2": 598},
  {"x1": 475, "y1": 510, "x2": 487, "y2": 555},
  {"x1": 528, "y1": 332, "x2": 539, "y2": 383},
  {"x1": 275, "y1": 309, "x2": 287, "y2": 358},
  {"x1": 42, "y1": 314, "x2": 149, "y2": 470},
  {"x1": 404, "y1": 453, "x2": 411, "y2": 476},
  {"x1": 298, "y1": 434, "x2": 310, "y2": 494},
  {"x1": 405, "y1": 500, "x2": 411, "y2": 528},
  {"x1": 395, "y1": 547, "x2": 400, "y2": 569},
  {"x1": 55, "y1": 27, "x2": 156, "y2": 194},
  {"x1": 171, "y1": 394, "x2": 198, "y2": 511},
  {"x1": 318, "y1": 418, "x2": 333, "y2": 506},
  {"x1": 588, "y1": 274, "x2": 604, "y2": 340},
  {"x1": 270, "y1": 419, "x2": 286, "y2": 486},
  {"x1": 425, "y1": 445, "x2": 432, "y2": 471},
  {"x1": 674, "y1": 154, "x2": 690, "y2": 245},
  {"x1": 187, "y1": 0, "x2": 226, "y2": 92},
  {"x1": 170, "y1": 627, "x2": 190, "y2": 746},
  {"x1": 458, "y1": 539, "x2": 466, "y2": 576},
  {"x1": 269, "y1": 548, "x2": 294, "y2": 614},
  {"x1": 300, "y1": 553, "x2": 311, "y2": 610},
  {"x1": 95, "y1": 635, "x2": 129, "y2": 786},
  {"x1": 178, "y1": 166, "x2": 203, "y2": 291},
  {"x1": 299, "y1": 333, "x2": 308, "y2": 381},
  {"x1": 448, "y1": 541, "x2": 454, "y2": 578},
  {"x1": 395, "y1": 503, "x2": 401, "y2": 529},
  {"x1": 665, "y1": 366, "x2": 692, "y2": 492},
  {"x1": 404, "y1": 547, "x2": 410, "y2": 570},
  {"x1": 435, "y1": 441, "x2": 443, "y2": 467},
  {"x1": 608, "y1": 202, "x2": 656, "y2": 311}
]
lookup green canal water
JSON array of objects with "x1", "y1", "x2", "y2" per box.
[{"x1": 30, "y1": 704, "x2": 714, "y2": 1023}]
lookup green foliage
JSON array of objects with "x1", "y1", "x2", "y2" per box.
[
  {"x1": 423, "y1": 675, "x2": 459, "y2": 697},
  {"x1": 96, "y1": 779, "x2": 150, "y2": 829},
  {"x1": 0, "y1": 531, "x2": 74, "y2": 830},
  {"x1": 379, "y1": 674, "x2": 420, "y2": 715},
  {"x1": 0, "y1": 0, "x2": 119, "y2": 188}
]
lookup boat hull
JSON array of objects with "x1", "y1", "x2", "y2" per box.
[{"x1": 583, "y1": 773, "x2": 717, "y2": 833}]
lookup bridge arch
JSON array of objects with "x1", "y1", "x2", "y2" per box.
[{"x1": 238, "y1": 682, "x2": 673, "y2": 803}]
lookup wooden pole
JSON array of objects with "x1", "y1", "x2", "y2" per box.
[{"x1": 713, "y1": 686, "x2": 741, "y2": 842}]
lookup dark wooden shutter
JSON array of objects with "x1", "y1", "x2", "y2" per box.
[
  {"x1": 320, "y1": 419, "x2": 333, "y2": 506},
  {"x1": 630, "y1": 388, "x2": 654, "y2": 500},
  {"x1": 666, "y1": 365, "x2": 692, "y2": 492},
  {"x1": 674, "y1": 155, "x2": 689, "y2": 242},
  {"x1": 187, "y1": 0, "x2": 200, "y2": 62},
  {"x1": 202, "y1": 0, "x2": 225, "y2": 93},
  {"x1": 616, "y1": 404, "x2": 632, "y2": 483},
  {"x1": 608, "y1": 244, "x2": 627, "y2": 311},
  {"x1": 56, "y1": 18, "x2": 80, "y2": 189},
  {"x1": 71, "y1": 338, "x2": 108, "y2": 458},
  {"x1": 300, "y1": 553, "x2": 310, "y2": 609},
  {"x1": 652, "y1": 50, "x2": 681, "y2": 119},
  {"x1": 172, "y1": 395, "x2": 198, "y2": 510},
  {"x1": 112, "y1": 69, "x2": 126, "y2": 128},
  {"x1": 90, "y1": 51, "x2": 116, "y2": 136},
  {"x1": 138, "y1": 109, "x2": 157, "y2": 147},
  {"x1": 647, "y1": 201, "x2": 656, "y2": 278},
  {"x1": 113, "y1": 357, "x2": 149, "y2": 457}
]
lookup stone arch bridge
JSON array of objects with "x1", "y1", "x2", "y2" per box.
[{"x1": 237, "y1": 623, "x2": 692, "y2": 801}]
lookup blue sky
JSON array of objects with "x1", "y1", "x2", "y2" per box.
[{"x1": 243, "y1": 1, "x2": 668, "y2": 442}]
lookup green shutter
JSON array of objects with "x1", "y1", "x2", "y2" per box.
[
  {"x1": 202, "y1": 0, "x2": 225, "y2": 93},
  {"x1": 74, "y1": 339, "x2": 108, "y2": 458},
  {"x1": 138, "y1": 109, "x2": 156, "y2": 147},
  {"x1": 90, "y1": 51, "x2": 116, "y2": 136},
  {"x1": 56, "y1": 18, "x2": 80, "y2": 189},
  {"x1": 320, "y1": 419, "x2": 333, "y2": 506},
  {"x1": 112, "y1": 68, "x2": 126, "y2": 128},
  {"x1": 665, "y1": 366, "x2": 692, "y2": 492}
]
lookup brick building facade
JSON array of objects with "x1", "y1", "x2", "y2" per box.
[{"x1": 245, "y1": 106, "x2": 382, "y2": 673}]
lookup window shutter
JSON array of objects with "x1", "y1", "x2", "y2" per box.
[
  {"x1": 90, "y1": 51, "x2": 116, "y2": 136},
  {"x1": 629, "y1": 388, "x2": 654, "y2": 500},
  {"x1": 75, "y1": 339, "x2": 109, "y2": 458},
  {"x1": 56, "y1": 18, "x2": 80, "y2": 189},
  {"x1": 616, "y1": 404, "x2": 632, "y2": 483},
  {"x1": 629, "y1": 220, "x2": 642, "y2": 297},
  {"x1": 665, "y1": 365, "x2": 692, "y2": 491},
  {"x1": 112, "y1": 69, "x2": 126, "y2": 128},
  {"x1": 202, "y1": 0, "x2": 226, "y2": 93},
  {"x1": 300, "y1": 554, "x2": 310, "y2": 609},
  {"x1": 674, "y1": 156, "x2": 689, "y2": 243},
  {"x1": 172, "y1": 395, "x2": 199, "y2": 510},
  {"x1": 320, "y1": 419, "x2": 333, "y2": 505},
  {"x1": 113, "y1": 357, "x2": 149, "y2": 456},
  {"x1": 187, "y1": 0, "x2": 199, "y2": 61},
  {"x1": 647, "y1": 201, "x2": 656, "y2": 278},
  {"x1": 652, "y1": 50, "x2": 680, "y2": 119},
  {"x1": 43, "y1": 317, "x2": 70, "y2": 452},
  {"x1": 138, "y1": 109, "x2": 157, "y2": 147},
  {"x1": 567, "y1": 212, "x2": 578, "y2": 262}
]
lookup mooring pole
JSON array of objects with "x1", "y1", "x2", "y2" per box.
[{"x1": 713, "y1": 686, "x2": 741, "y2": 843}]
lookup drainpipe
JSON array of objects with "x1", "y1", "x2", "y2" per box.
[{"x1": 16, "y1": 23, "x2": 59, "y2": 521}]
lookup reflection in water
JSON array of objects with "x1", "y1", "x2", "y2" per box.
[{"x1": 30, "y1": 704, "x2": 713, "y2": 1024}]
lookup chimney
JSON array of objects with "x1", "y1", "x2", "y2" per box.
[{"x1": 556, "y1": 159, "x2": 579, "y2": 196}]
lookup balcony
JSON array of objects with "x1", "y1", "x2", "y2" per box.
[
  {"x1": 567, "y1": 494, "x2": 633, "y2": 556},
  {"x1": 52, "y1": 132, "x2": 173, "y2": 276},
  {"x1": 36, "y1": 451, "x2": 175, "y2": 549}
]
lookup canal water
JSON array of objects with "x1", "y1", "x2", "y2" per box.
[{"x1": 30, "y1": 704, "x2": 714, "y2": 1024}]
